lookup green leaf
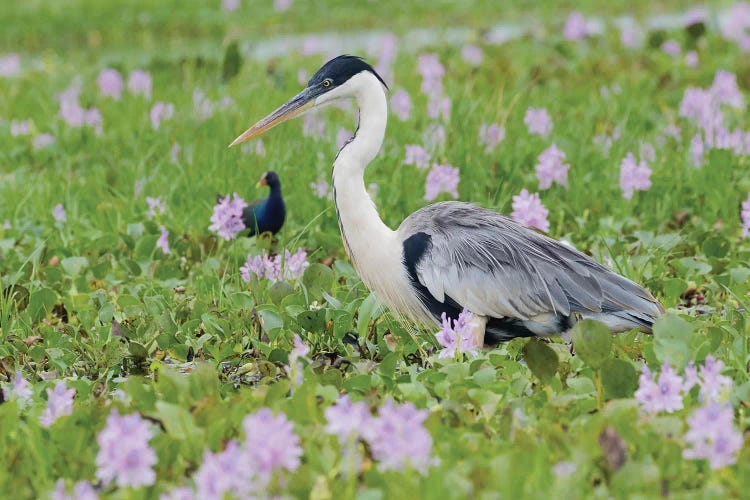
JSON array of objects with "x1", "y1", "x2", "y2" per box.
[
  {"x1": 61, "y1": 256, "x2": 89, "y2": 276},
  {"x1": 268, "y1": 281, "x2": 295, "y2": 306},
  {"x1": 357, "y1": 292, "x2": 382, "y2": 336},
  {"x1": 222, "y1": 40, "x2": 243, "y2": 81},
  {"x1": 302, "y1": 263, "x2": 334, "y2": 299},
  {"x1": 571, "y1": 320, "x2": 612, "y2": 370},
  {"x1": 653, "y1": 313, "x2": 693, "y2": 369},
  {"x1": 296, "y1": 309, "x2": 326, "y2": 333},
  {"x1": 28, "y1": 288, "x2": 57, "y2": 321},
  {"x1": 702, "y1": 235, "x2": 729, "y2": 258},
  {"x1": 522, "y1": 338, "x2": 558, "y2": 384},
  {"x1": 600, "y1": 358, "x2": 638, "y2": 399}
]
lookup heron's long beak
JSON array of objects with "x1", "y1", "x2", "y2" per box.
[{"x1": 229, "y1": 87, "x2": 317, "y2": 147}]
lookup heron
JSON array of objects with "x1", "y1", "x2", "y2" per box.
[
  {"x1": 229, "y1": 55, "x2": 664, "y2": 346},
  {"x1": 242, "y1": 171, "x2": 286, "y2": 237}
]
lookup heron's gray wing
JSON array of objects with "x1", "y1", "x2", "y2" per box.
[{"x1": 398, "y1": 202, "x2": 662, "y2": 323}]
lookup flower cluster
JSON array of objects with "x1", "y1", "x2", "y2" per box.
[
  {"x1": 536, "y1": 144, "x2": 570, "y2": 189},
  {"x1": 511, "y1": 188, "x2": 550, "y2": 232},
  {"x1": 390, "y1": 89, "x2": 412, "y2": 121},
  {"x1": 240, "y1": 248, "x2": 309, "y2": 282},
  {"x1": 436, "y1": 310, "x2": 478, "y2": 359},
  {"x1": 619, "y1": 152, "x2": 652, "y2": 200},
  {"x1": 96, "y1": 411, "x2": 157, "y2": 488},
  {"x1": 524, "y1": 107, "x2": 552, "y2": 137},
  {"x1": 418, "y1": 53, "x2": 450, "y2": 121},
  {"x1": 208, "y1": 193, "x2": 247, "y2": 240},
  {"x1": 324, "y1": 397, "x2": 434, "y2": 474},
  {"x1": 424, "y1": 163, "x2": 460, "y2": 201},
  {"x1": 478, "y1": 122, "x2": 505, "y2": 151},
  {"x1": 742, "y1": 192, "x2": 750, "y2": 238},
  {"x1": 40, "y1": 382, "x2": 75, "y2": 427},
  {"x1": 404, "y1": 144, "x2": 431, "y2": 169}
]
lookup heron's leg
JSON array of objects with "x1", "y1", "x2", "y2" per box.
[{"x1": 467, "y1": 314, "x2": 488, "y2": 348}]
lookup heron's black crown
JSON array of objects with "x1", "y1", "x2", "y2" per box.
[{"x1": 308, "y1": 55, "x2": 388, "y2": 91}]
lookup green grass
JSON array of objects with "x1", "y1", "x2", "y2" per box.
[{"x1": 1, "y1": 1, "x2": 750, "y2": 498}]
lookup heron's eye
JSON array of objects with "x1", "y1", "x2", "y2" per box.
[{"x1": 322, "y1": 79, "x2": 332, "y2": 88}]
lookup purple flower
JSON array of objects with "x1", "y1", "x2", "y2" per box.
[
  {"x1": 620, "y1": 153, "x2": 652, "y2": 200},
  {"x1": 96, "y1": 411, "x2": 157, "y2": 488},
  {"x1": 85, "y1": 108, "x2": 103, "y2": 135},
  {"x1": 524, "y1": 107, "x2": 552, "y2": 137},
  {"x1": 52, "y1": 203, "x2": 67, "y2": 223},
  {"x1": 662, "y1": 124, "x2": 681, "y2": 141},
  {"x1": 427, "y1": 94, "x2": 451, "y2": 121},
  {"x1": 262, "y1": 254, "x2": 281, "y2": 281},
  {"x1": 209, "y1": 193, "x2": 247, "y2": 240},
  {"x1": 303, "y1": 113, "x2": 325, "y2": 137},
  {"x1": 11, "y1": 120, "x2": 32, "y2": 136},
  {"x1": 436, "y1": 310, "x2": 477, "y2": 359},
  {"x1": 661, "y1": 40, "x2": 681, "y2": 57},
  {"x1": 33, "y1": 133, "x2": 55, "y2": 150},
  {"x1": 690, "y1": 133, "x2": 704, "y2": 167},
  {"x1": 3, "y1": 219, "x2": 10, "y2": 230},
  {"x1": 0, "y1": 53, "x2": 21, "y2": 77},
  {"x1": 283, "y1": 248, "x2": 309, "y2": 280},
  {"x1": 685, "y1": 51, "x2": 699, "y2": 68},
  {"x1": 511, "y1": 189, "x2": 549, "y2": 232},
  {"x1": 461, "y1": 44, "x2": 483, "y2": 66},
  {"x1": 742, "y1": 192, "x2": 750, "y2": 238},
  {"x1": 390, "y1": 89, "x2": 412, "y2": 121},
  {"x1": 563, "y1": 12, "x2": 588, "y2": 41},
  {"x1": 634, "y1": 362, "x2": 684, "y2": 414},
  {"x1": 51, "y1": 480, "x2": 98, "y2": 500},
  {"x1": 290, "y1": 334, "x2": 310, "y2": 361},
  {"x1": 146, "y1": 196, "x2": 166, "y2": 220},
  {"x1": 240, "y1": 254, "x2": 264, "y2": 281},
  {"x1": 160, "y1": 487, "x2": 194, "y2": 500},
  {"x1": 194, "y1": 441, "x2": 258, "y2": 500},
  {"x1": 4, "y1": 370, "x2": 32, "y2": 402},
  {"x1": 128, "y1": 70, "x2": 152, "y2": 98},
  {"x1": 324, "y1": 395, "x2": 372, "y2": 443},
  {"x1": 97, "y1": 69, "x2": 123, "y2": 99},
  {"x1": 336, "y1": 128, "x2": 352, "y2": 150},
  {"x1": 150, "y1": 102, "x2": 174, "y2": 130},
  {"x1": 243, "y1": 408, "x2": 302, "y2": 477},
  {"x1": 699, "y1": 355, "x2": 733, "y2": 402},
  {"x1": 619, "y1": 23, "x2": 641, "y2": 48},
  {"x1": 222, "y1": 0, "x2": 240, "y2": 11},
  {"x1": 193, "y1": 89, "x2": 214, "y2": 121},
  {"x1": 157, "y1": 226, "x2": 170, "y2": 255},
  {"x1": 424, "y1": 163, "x2": 459, "y2": 201},
  {"x1": 640, "y1": 142, "x2": 656, "y2": 163},
  {"x1": 711, "y1": 70, "x2": 745, "y2": 110},
  {"x1": 683, "y1": 403, "x2": 743, "y2": 469},
  {"x1": 309, "y1": 178, "x2": 330, "y2": 199},
  {"x1": 552, "y1": 461, "x2": 577, "y2": 477},
  {"x1": 535, "y1": 144, "x2": 570, "y2": 189},
  {"x1": 417, "y1": 53, "x2": 445, "y2": 83},
  {"x1": 40, "y1": 381, "x2": 75, "y2": 427},
  {"x1": 478, "y1": 123, "x2": 505, "y2": 152},
  {"x1": 404, "y1": 144, "x2": 431, "y2": 169},
  {"x1": 363, "y1": 400, "x2": 433, "y2": 473},
  {"x1": 683, "y1": 361, "x2": 700, "y2": 392},
  {"x1": 134, "y1": 178, "x2": 145, "y2": 197},
  {"x1": 274, "y1": 0, "x2": 292, "y2": 12}
]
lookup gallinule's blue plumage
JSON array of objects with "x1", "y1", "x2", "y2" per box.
[{"x1": 243, "y1": 171, "x2": 286, "y2": 236}]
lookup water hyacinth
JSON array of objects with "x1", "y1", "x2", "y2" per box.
[
  {"x1": 424, "y1": 163, "x2": 459, "y2": 201},
  {"x1": 511, "y1": 189, "x2": 549, "y2": 232},
  {"x1": 661, "y1": 39, "x2": 681, "y2": 57},
  {"x1": 52, "y1": 203, "x2": 67, "y2": 223},
  {"x1": 222, "y1": 0, "x2": 240, "y2": 11},
  {"x1": 536, "y1": 144, "x2": 570, "y2": 189},
  {"x1": 33, "y1": 133, "x2": 55, "y2": 150},
  {"x1": 436, "y1": 310, "x2": 477, "y2": 359},
  {"x1": 461, "y1": 44, "x2": 483, "y2": 66},
  {"x1": 619, "y1": 152, "x2": 652, "y2": 200},
  {"x1": 96, "y1": 411, "x2": 157, "y2": 488},
  {"x1": 390, "y1": 89, "x2": 412, "y2": 121},
  {"x1": 0, "y1": 53, "x2": 21, "y2": 77},
  {"x1": 478, "y1": 122, "x2": 505, "y2": 151},
  {"x1": 51, "y1": 480, "x2": 98, "y2": 500},
  {"x1": 243, "y1": 409, "x2": 302, "y2": 476},
  {"x1": 128, "y1": 69, "x2": 152, "y2": 98},
  {"x1": 685, "y1": 50, "x2": 699, "y2": 67},
  {"x1": 274, "y1": 0, "x2": 292, "y2": 12},
  {"x1": 97, "y1": 68, "x2": 123, "y2": 99},
  {"x1": 524, "y1": 107, "x2": 552, "y2": 137},
  {"x1": 324, "y1": 395, "x2": 371, "y2": 443},
  {"x1": 3, "y1": 370, "x2": 32, "y2": 402},
  {"x1": 10, "y1": 119, "x2": 32, "y2": 136},
  {"x1": 209, "y1": 193, "x2": 247, "y2": 240},
  {"x1": 240, "y1": 248, "x2": 309, "y2": 282},
  {"x1": 146, "y1": 196, "x2": 166, "y2": 220},
  {"x1": 3, "y1": 219, "x2": 10, "y2": 230},
  {"x1": 404, "y1": 144, "x2": 431, "y2": 169},
  {"x1": 194, "y1": 441, "x2": 257, "y2": 500},
  {"x1": 742, "y1": 192, "x2": 750, "y2": 237},
  {"x1": 683, "y1": 403, "x2": 743, "y2": 469},
  {"x1": 40, "y1": 381, "x2": 75, "y2": 427},
  {"x1": 563, "y1": 12, "x2": 588, "y2": 40},
  {"x1": 634, "y1": 362, "x2": 684, "y2": 414},
  {"x1": 150, "y1": 102, "x2": 175, "y2": 130},
  {"x1": 363, "y1": 400, "x2": 434, "y2": 474}
]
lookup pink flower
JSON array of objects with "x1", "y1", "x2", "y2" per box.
[
  {"x1": 683, "y1": 403, "x2": 743, "y2": 469},
  {"x1": 685, "y1": 51, "x2": 699, "y2": 67},
  {"x1": 0, "y1": 53, "x2": 21, "y2": 77},
  {"x1": 194, "y1": 441, "x2": 258, "y2": 499},
  {"x1": 427, "y1": 94, "x2": 451, "y2": 121},
  {"x1": 535, "y1": 144, "x2": 570, "y2": 189},
  {"x1": 52, "y1": 203, "x2": 67, "y2": 223},
  {"x1": 390, "y1": 89, "x2": 412, "y2": 121},
  {"x1": 711, "y1": 70, "x2": 745, "y2": 109},
  {"x1": 619, "y1": 22, "x2": 641, "y2": 48},
  {"x1": 97, "y1": 69, "x2": 123, "y2": 99},
  {"x1": 634, "y1": 362, "x2": 684, "y2": 414},
  {"x1": 478, "y1": 123, "x2": 505, "y2": 151},
  {"x1": 85, "y1": 108, "x2": 103, "y2": 135},
  {"x1": 436, "y1": 310, "x2": 477, "y2": 358},
  {"x1": 563, "y1": 12, "x2": 588, "y2": 40},
  {"x1": 524, "y1": 107, "x2": 552, "y2": 137},
  {"x1": 424, "y1": 163, "x2": 459, "y2": 201},
  {"x1": 209, "y1": 193, "x2": 247, "y2": 240},
  {"x1": 661, "y1": 40, "x2": 681, "y2": 57},
  {"x1": 96, "y1": 411, "x2": 157, "y2": 488},
  {"x1": 619, "y1": 152, "x2": 652, "y2": 200},
  {"x1": 742, "y1": 192, "x2": 750, "y2": 237},
  {"x1": 150, "y1": 102, "x2": 175, "y2": 130},
  {"x1": 511, "y1": 189, "x2": 549, "y2": 232},
  {"x1": 461, "y1": 44, "x2": 483, "y2": 66},
  {"x1": 146, "y1": 196, "x2": 166, "y2": 219},
  {"x1": 243, "y1": 408, "x2": 302, "y2": 476},
  {"x1": 404, "y1": 144, "x2": 431, "y2": 169},
  {"x1": 128, "y1": 70, "x2": 152, "y2": 98},
  {"x1": 363, "y1": 400, "x2": 433, "y2": 474},
  {"x1": 290, "y1": 334, "x2": 309, "y2": 361},
  {"x1": 40, "y1": 382, "x2": 75, "y2": 427},
  {"x1": 324, "y1": 395, "x2": 371, "y2": 443},
  {"x1": 274, "y1": 0, "x2": 292, "y2": 11},
  {"x1": 157, "y1": 226, "x2": 170, "y2": 255},
  {"x1": 10, "y1": 120, "x2": 32, "y2": 136},
  {"x1": 417, "y1": 53, "x2": 444, "y2": 82},
  {"x1": 222, "y1": 0, "x2": 240, "y2": 10},
  {"x1": 3, "y1": 371, "x2": 32, "y2": 402}
]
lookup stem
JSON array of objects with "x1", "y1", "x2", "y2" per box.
[{"x1": 594, "y1": 370, "x2": 603, "y2": 410}]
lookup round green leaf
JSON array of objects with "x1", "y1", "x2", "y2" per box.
[
  {"x1": 523, "y1": 338, "x2": 559, "y2": 384},
  {"x1": 600, "y1": 358, "x2": 638, "y2": 399},
  {"x1": 572, "y1": 320, "x2": 612, "y2": 370}
]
